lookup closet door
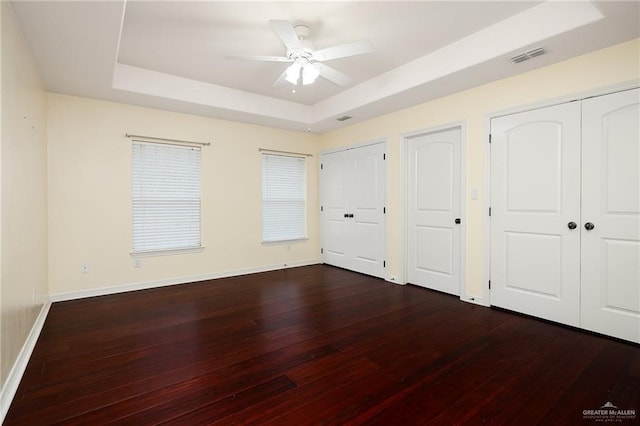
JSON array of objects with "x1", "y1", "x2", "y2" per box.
[
  {"x1": 581, "y1": 88, "x2": 640, "y2": 343},
  {"x1": 350, "y1": 143, "x2": 386, "y2": 277},
  {"x1": 321, "y1": 150, "x2": 353, "y2": 271},
  {"x1": 490, "y1": 102, "x2": 582, "y2": 326},
  {"x1": 320, "y1": 143, "x2": 386, "y2": 278}
]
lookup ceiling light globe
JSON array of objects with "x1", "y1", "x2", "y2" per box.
[
  {"x1": 302, "y1": 64, "x2": 320, "y2": 85},
  {"x1": 285, "y1": 63, "x2": 301, "y2": 85}
]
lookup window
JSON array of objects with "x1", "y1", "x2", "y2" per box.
[
  {"x1": 132, "y1": 142, "x2": 201, "y2": 253},
  {"x1": 262, "y1": 154, "x2": 306, "y2": 242}
]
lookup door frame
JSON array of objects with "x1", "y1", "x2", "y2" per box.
[
  {"x1": 319, "y1": 138, "x2": 388, "y2": 278},
  {"x1": 401, "y1": 121, "x2": 467, "y2": 301},
  {"x1": 483, "y1": 81, "x2": 640, "y2": 309}
]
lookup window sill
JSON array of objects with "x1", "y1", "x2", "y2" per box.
[
  {"x1": 131, "y1": 246, "x2": 204, "y2": 258},
  {"x1": 261, "y1": 238, "x2": 308, "y2": 246}
]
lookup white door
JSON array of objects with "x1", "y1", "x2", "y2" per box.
[
  {"x1": 490, "y1": 102, "x2": 582, "y2": 327},
  {"x1": 351, "y1": 143, "x2": 386, "y2": 277},
  {"x1": 581, "y1": 88, "x2": 640, "y2": 343},
  {"x1": 321, "y1": 143, "x2": 386, "y2": 278},
  {"x1": 321, "y1": 150, "x2": 352, "y2": 271},
  {"x1": 407, "y1": 128, "x2": 462, "y2": 295}
]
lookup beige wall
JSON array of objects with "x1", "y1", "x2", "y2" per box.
[
  {"x1": 0, "y1": 1, "x2": 48, "y2": 386},
  {"x1": 47, "y1": 39, "x2": 640, "y2": 301},
  {"x1": 319, "y1": 38, "x2": 640, "y2": 300},
  {"x1": 47, "y1": 94, "x2": 320, "y2": 297}
]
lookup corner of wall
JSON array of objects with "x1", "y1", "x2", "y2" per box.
[{"x1": 0, "y1": 1, "x2": 50, "y2": 421}]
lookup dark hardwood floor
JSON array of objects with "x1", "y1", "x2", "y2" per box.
[{"x1": 5, "y1": 265, "x2": 639, "y2": 425}]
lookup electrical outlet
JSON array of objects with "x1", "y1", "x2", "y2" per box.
[
  {"x1": 81, "y1": 263, "x2": 89, "y2": 273},
  {"x1": 134, "y1": 258, "x2": 142, "y2": 268}
]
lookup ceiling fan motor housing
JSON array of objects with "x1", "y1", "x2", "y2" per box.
[
  {"x1": 288, "y1": 25, "x2": 316, "y2": 59},
  {"x1": 293, "y1": 24, "x2": 310, "y2": 40}
]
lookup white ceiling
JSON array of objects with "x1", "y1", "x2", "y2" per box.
[{"x1": 9, "y1": 1, "x2": 640, "y2": 133}]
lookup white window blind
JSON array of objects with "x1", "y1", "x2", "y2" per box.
[
  {"x1": 262, "y1": 154, "x2": 306, "y2": 242},
  {"x1": 132, "y1": 142, "x2": 201, "y2": 253}
]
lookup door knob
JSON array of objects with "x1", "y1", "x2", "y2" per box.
[
  {"x1": 567, "y1": 221, "x2": 577, "y2": 230},
  {"x1": 584, "y1": 222, "x2": 595, "y2": 231},
  {"x1": 348, "y1": 213, "x2": 354, "y2": 218},
  {"x1": 455, "y1": 218, "x2": 461, "y2": 224},
  {"x1": 344, "y1": 213, "x2": 348, "y2": 218}
]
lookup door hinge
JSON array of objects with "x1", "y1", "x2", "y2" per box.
[
  {"x1": 383, "y1": 153, "x2": 386, "y2": 160},
  {"x1": 383, "y1": 207, "x2": 386, "y2": 214},
  {"x1": 321, "y1": 163, "x2": 323, "y2": 170},
  {"x1": 383, "y1": 260, "x2": 386, "y2": 268},
  {"x1": 489, "y1": 134, "x2": 492, "y2": 144},
  {"x1": 321, "y1": 205, "x2": 323, "y2": 212},
  {"x1": 488, "y1": 280, "x2": 491, "y2": 289},
  {"x1": 489, "y1": 207, "x2": 492, "y2": 216},
  {"x1": 321, "y1": 248, "x2": 324, "y2": 254}
]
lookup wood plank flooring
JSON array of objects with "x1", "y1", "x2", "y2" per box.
[{"x1": 5, "y1": 265, "x2": 639, "y2": 425}]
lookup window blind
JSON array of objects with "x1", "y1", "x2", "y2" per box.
[
  {"x1": 262, "y1": 154, "x2": 306, "y2": 242},
  {"x1": 132, "y1": 142, "x2": 201, "y2": 253}
]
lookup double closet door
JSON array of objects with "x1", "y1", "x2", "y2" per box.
[
  {"x1": 320, "y1": 142, "x2": 386, "y2": 278},
  {"x1": 491, "y1": 88, "x2": 639, "y2": 343}
]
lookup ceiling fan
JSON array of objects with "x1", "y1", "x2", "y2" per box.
[{"x1": 227, "y1": 20, "x2": 373, "y2": 87}]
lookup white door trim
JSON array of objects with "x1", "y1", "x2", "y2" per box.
[
  {"x1": 489, "y1": 80, "x2": 640, "y2": 122},
  {"x1": 401, "y1": 121, "x2": 467, "y2": 301},
  {"x1": 320, "y1": 138, "x2": 387, "y2": 156},
  {"x1": 483, "y1": 82, "x2": 640, "y2": 309}
]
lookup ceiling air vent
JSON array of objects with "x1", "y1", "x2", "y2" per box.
[
  {"x1": 527, "y1": 47, "x2": 547, "y2": 58},
  {"x1": 336, "y1": 115, "x2": 353, "y2": 122},
  {"x1": 510, "y1": 47, "x2": 547, "y2": 64},
  {"x1": 510, "y1": 54, "x2": 529, "y2": 64}
]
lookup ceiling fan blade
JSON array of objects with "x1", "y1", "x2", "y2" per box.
[
  {"x1": 313, "y1": 40, "x2": 373, "y2": 61},
  {"x1": 315, "y1": 63, "x2": 351, "y2": 86},
  {"x1": 226, "y1": 55, "x2": 292, "y2": 63},
  {"x1": 269, "y1": 20, "x2": 302, "y2": 51},
  {"x1": 272, "y1": 68, "x2": 290, "y2": 87}
]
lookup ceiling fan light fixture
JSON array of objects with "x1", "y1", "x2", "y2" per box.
[
  {"x1": 285, "y1": 62, "x2": 301, "y2": 85},
  {"x1": 302, "y1": 64, "x2": 320, "y2": 85}
]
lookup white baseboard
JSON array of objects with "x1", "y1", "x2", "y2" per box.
[
  {"x1": 1, "y1": 300, "x2": 51, "y2": 424},
  {"x1": 385, "y1": 276, "x2": 406, "y2": 285},
  {"x1": 51, "y1": 259, "x2": 321, "y2": 302},
  {"x1": 460, "y1": 295, "x2": 489, "y2": 307}
]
